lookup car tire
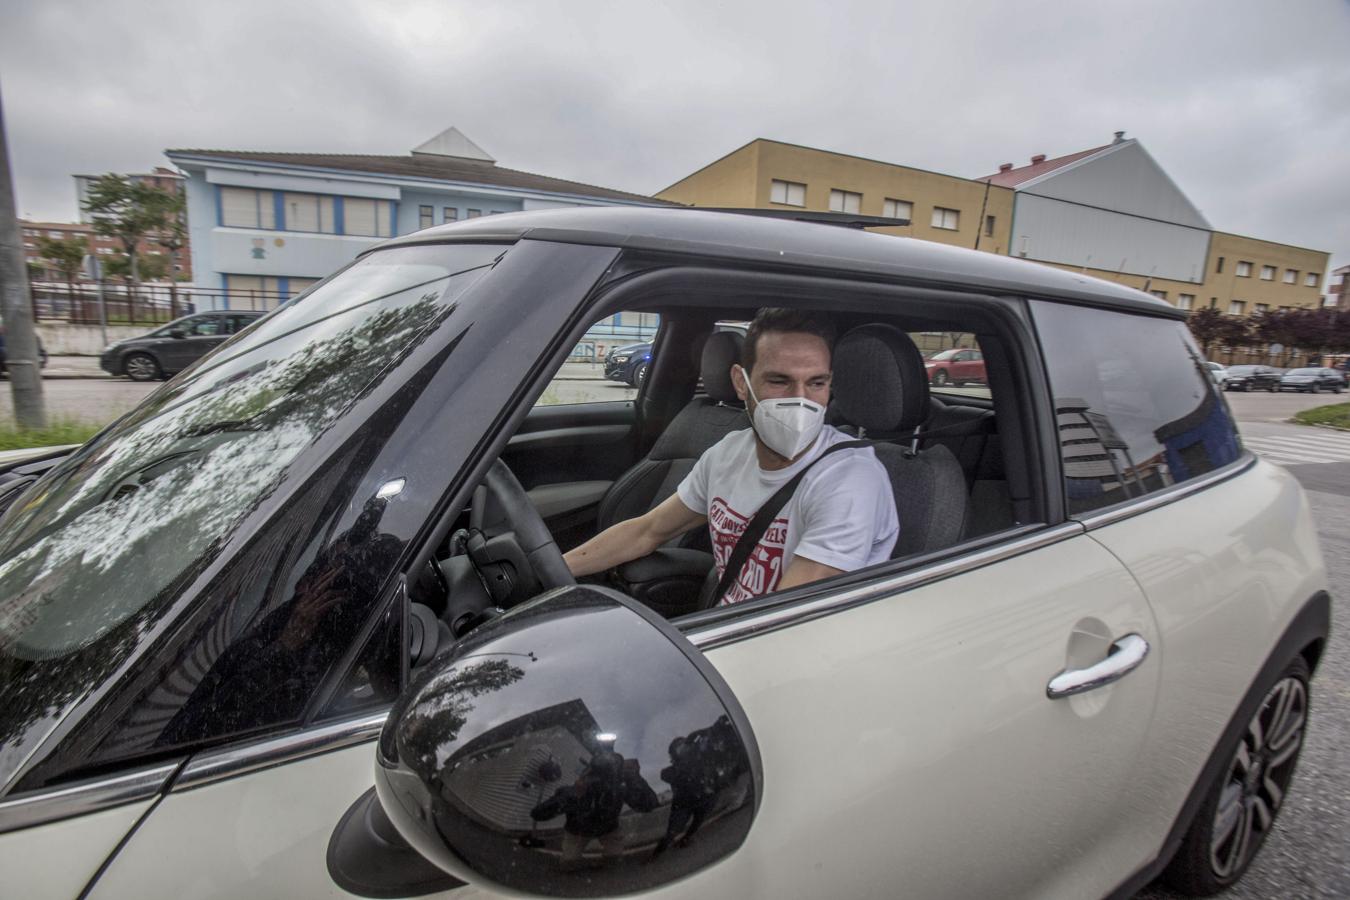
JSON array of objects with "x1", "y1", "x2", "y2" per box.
[
  {"x1": 635, "y1": 361, "x2": 649, "y2": 387},
  {"x1": 932, "y1": 369, "x2": 949, "y2": 386},
  {"x1": 1161, "y1": 654, "x2": 1311, "y2": 896},
  {"x1": 124, "y1": 352, "x2": 162, "y2": 382},
  {"x1": 1267, "y1": 385, "x2": 1277, "y2": 393}
]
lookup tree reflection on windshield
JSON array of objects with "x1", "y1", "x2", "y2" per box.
[{"x1": 0, "y1": 246, "x2": 499, "y2": 792}]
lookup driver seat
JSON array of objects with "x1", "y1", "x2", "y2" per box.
[{"x1": 594, "y1": 330, "x2": 746, "y2": 547}]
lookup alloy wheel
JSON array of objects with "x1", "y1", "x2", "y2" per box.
[
  {"x1": 932, "y1": 370, "x2": 949, "y2": 386},
  {"x1": 124, "y1": 354, "x2": 159, "y2": 382},
  {"x1": 1208, "y1": 675, "x2": 1307, "y2": 881}
]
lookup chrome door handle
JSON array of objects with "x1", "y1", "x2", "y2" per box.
[{"x1": 1046, "y1": 633, "x2": 1150, "y2": 699}]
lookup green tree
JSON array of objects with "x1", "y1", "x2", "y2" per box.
[
  {"x1": 143, "y1": 187, "x2": 187, "y2": 316},
  {"x1": 138, "y1": 253, "x2": 169, "y2": 282},
  {"x1": 1186, "y1": 307, "x2": 1228, "y2": 357},
  {"x1": 82, "y1": 174, "x2": 162, "y2": 303},
  {"x1": 36, "y1": 234, "x2": 88, "y2": 313}
]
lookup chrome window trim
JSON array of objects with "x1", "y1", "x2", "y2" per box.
[
  {"x1": 686, "y1": 522, "x2": 1085, "y2": 651},
  {"x1": 0, "y1": 761, "x2": 179, "y2": 836},
  {"x1": 173, "y1": 711, "x2": 387, "y2": 792},
  {"x1": 1073, "y1": 452, "x2": 1256, "y2": 532}
]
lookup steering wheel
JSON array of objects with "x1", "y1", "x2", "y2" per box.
[{"x1": 464, "y1": 459, "x2": 576, "y2": 606}]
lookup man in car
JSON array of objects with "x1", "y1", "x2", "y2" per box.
[{"x1": 564, "y1": 308, "x2": 898, "y2": 605}]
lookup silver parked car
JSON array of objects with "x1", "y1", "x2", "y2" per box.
[{"x1": 1279, "y1": 367, "x2": 1346, "y2": 393}]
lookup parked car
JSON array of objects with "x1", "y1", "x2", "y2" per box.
[
  {"x1": 0, "y1": 208, "x2": 1329, "y2": 900},
  {"x1": 1203, "y1": 361, "x2": 1229, "y2": 386},
  {"x1": 1279, "y1": 367, "x2": 1346, "y2": 394},
  {"x1": 100, "y1": 310, "x2": 267, "y2": 381},
  {"x1": 603, "y1": 341, "x2": 652, "y2": 385},
  {"x1": 0, "y1": 325, "x2": 48, "y2": 375},
  {"x1": 1223, "y1": 364, "x2": 1281, "y2": 392},
  {"x1": 605, "y1": 323, "x2": 748, "y2": 387},
  {"x1": 924, "y1": 347, "x2": 986, "y2": 386}
]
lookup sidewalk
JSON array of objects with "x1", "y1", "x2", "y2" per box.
[{"x1": 41, "y1": 356, "x2": 107, "y2": 379}]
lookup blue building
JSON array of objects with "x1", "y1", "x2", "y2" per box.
[{"x1": 166, "y1": 127, "x2": 669, "y2": 315}]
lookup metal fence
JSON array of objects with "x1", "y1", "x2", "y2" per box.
[{"x1": 28, "y1": 281, "x2": 291, "y2": 325}]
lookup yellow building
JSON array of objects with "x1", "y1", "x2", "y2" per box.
[
  {"x1": 658, "y1": 139, "x2": 1015, "y2": 255},
  {"x1": 660, "y1": 136, "x2": 1329, "y2": 321}
]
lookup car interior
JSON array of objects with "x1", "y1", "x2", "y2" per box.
[{"x1": 403, "y1": 279, "x2": 1045, "y2": 667}]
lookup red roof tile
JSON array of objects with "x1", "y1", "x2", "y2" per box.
[{"x1": 977, "y1": 143, "x2": 1115, "y2": 188}]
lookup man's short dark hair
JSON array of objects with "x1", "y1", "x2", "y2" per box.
[{"x1": 742, "y1": 308, "x2": 837, "y2": 373}]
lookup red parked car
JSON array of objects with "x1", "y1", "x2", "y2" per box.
[{"x1": 924, "y1": 347, "x2": 986, "y2": 386}]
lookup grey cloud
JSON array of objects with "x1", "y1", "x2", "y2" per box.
[{"x1": 2, "y1": 0, "x2": 1347, "y2": 271}]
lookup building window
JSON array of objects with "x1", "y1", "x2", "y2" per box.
[
  {"x1": 466, "y1": 209, "x2": 482, "y2": 219},
  {"x1": 444, "y1": 207, "x2": 458, "y2": 223},
  {"x1": 419, "y1": 205, "x2": 434, "y2": 229},
  {"x1": 47, "y1": 230, "x2": 64, "y2": 239},
  {"x1": 931, "y1": 207, "x2": 960, "y2": 230},
  {"x1": 283, "y1": 193, "x2": 335, "y2": 233},
  {"x1": 828, "y1": 189, "x2": 861, "y2": 214},
  {"x1": 1236, "y1": 261, "x2": 1252, "y2": 277},
  {"x1": 343, "y1": 197, "x2": 391, "y2": 237},
  {"x1": 1282, "y1": 269, "x2": 1297, "y2": 284},
  {"x1": 1304, "y1": 272, "x2": 1319, "y2": 287},
  {"x1": 1177, "y1": 293, "x2": 1195, "y2": 310},
  {"x1": 1229, "y1": 300, "x2": 1246, "y2": 315},
  {"x1": 1149, "y1": 290, "x2": 1168, "y2": 300},
  {"x1": 1260, "y1": 265, "x2": 1275, "y2": 281},
  {"x1": 221, "y1": 187, "x2": 276, "y2": 229},
  {"x1": 1255, "y1": 303, "x2": 1269, "y2": 314},
  {"x1": 985, "y1": 215, "x2": 996, "y2": 237},
  {"x1": 1215, "y1": 256, "x2": 1224, "y2": 273},
  {"x1": 882, "y1": 198, "x2": 912, "y2": 221},
  {"x1": 770, "y1": 179, "x2": 806, "y2": 207}
]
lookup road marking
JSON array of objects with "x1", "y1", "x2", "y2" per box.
[{"x1": 1243, "y1": 432, "x2": 1350, "y2": 467}]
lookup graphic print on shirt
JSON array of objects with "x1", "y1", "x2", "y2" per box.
[{"x1": 709, "y1": 496, "x2": 787, "y2": 604}]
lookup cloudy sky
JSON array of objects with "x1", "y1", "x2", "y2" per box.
[{"x1": 4, "y1": 0, "x2": 1348, "y2": 272}]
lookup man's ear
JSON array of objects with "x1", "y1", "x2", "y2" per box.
[{"x1": 731, "y1": 364, "x2": 750, "y2": 404}]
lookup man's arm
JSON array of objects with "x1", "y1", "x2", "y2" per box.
[
  {"x1": 776, "y1": 557, "x2": 844, "y2": 592},
  {"x1": 564, "y1": 494, "x2": 707, "y2": 577}
]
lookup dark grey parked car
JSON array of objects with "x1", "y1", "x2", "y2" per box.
[
  {"x1": 1279, "y1": 367, "x2": 1346, "y2": 394},
  {"x1": 1222, "y1": 365, "x2": 1281, "y2": 392},
  {"x1": 100, "y1": 311, "x2": 266, "y2": 381}
]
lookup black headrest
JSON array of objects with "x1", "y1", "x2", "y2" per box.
[
  {"x1": 831, "y1": 324, "x2": 930, "y2": 433},
  {"x1": 701, "y1": 331, "x2": 744, "y2": 403}
]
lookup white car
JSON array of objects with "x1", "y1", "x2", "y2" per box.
[
  {"x1": 0, "y1": 208, "x2": 1329, "y2": 900},
  {"x1": 1204, "y1": 361, "x2": 1229, "y2": 386}
]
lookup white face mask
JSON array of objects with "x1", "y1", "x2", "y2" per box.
[{"x1": 737, "y1": 365, "x2": 826, "y2": 460}]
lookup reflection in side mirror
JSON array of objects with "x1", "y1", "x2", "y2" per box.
[{"x1": 373, "y1": 585, "x2": 762, "y2": 897}]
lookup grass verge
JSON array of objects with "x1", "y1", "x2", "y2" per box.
[
  {"x1": 1292, "y1": 403, "x2": 1350, "y2": 430},
  {"x1": 0, "y1": 419, "x2": 102, "y2": 452}
]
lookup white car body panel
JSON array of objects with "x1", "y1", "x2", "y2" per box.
[
  {"x1": 89, "y1": 532, "x2": 1160, "y2": 900},
  {"x1": 1083, "y1": 459, "x2": 1325, "y2": 858},
  {"x1": 0, "y1": 799, "x2": 151, "y2": 900}
]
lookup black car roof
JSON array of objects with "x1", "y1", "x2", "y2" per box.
[{"x1": 372, "y1": 207, "x2": 1184, "y2": 319}]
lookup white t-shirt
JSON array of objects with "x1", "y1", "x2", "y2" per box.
[{"x1": 677, "y1": 426, "x2": 899, "y2": 605}]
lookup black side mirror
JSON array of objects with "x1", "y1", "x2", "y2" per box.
[
  {"x1": 169, "y1": 327, "x2": 187, "y2": 339},
  {"x1": 362, "y1": 585, "x2": 761, "y2": 897}
]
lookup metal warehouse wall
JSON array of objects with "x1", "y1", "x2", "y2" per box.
[{"x1": 1012, "y1": 193, "x2": 1211, "y2": 283}]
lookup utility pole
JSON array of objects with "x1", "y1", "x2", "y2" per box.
[{"x1": 0, "y1": 80, "x2": 46, "y2": 428}]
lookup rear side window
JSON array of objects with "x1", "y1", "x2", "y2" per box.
[{"x1": 1031, "y1": 302, "x2": 1241, "y2": 515}]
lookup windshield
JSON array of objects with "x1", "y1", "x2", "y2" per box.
[
  {"x1": 1286, "y1": 368, "x2": 1319, "y2": 375},
  {"x1": 0, "y1": 243, "x2": 504, "y2": 789}
]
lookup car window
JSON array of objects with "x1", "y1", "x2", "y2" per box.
[
  {"x1": 187, "y1": 317, "x2": 225, "y2": 336},
  {"x1": 0, "y1": 243, "x2": 507, "y2": 790},
  {"x1": 533, "y1": 310, "x2": 657, "y2": 406},
  {"x1": 1031, "y1": 302, "x2": 1242, "y2": 515}
]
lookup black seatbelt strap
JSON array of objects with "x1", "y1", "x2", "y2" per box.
[{"x1": 712, "y1": 440, "x2": 872, "y2": 606}]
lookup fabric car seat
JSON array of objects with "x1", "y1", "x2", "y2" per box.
[
  {"x1": 594, "y1": 330, "x2": 746, "y2": 546},
  {"x1": 830, "y1": 324, "x2": 969, "y2": 558}
]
